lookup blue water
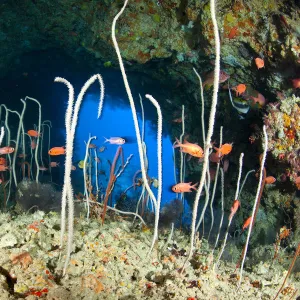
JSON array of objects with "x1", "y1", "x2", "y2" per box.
[{"x1": 73, "y1": 93, "x2": 176, "y2": 207}]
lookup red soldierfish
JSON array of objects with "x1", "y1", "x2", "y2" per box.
[
  {"x1": 48, "y1": 147, "x2": 65, "y2": 156},
  {"x1": 209, "y1": 152, "x2": 222, "y2": 163},
  {"x1": 214, "y1": 143, "x2": 233, "y2": 156},
  {"x1": 202, "y1": 70, "x2": 230, "y2": 88},
  {"x1": 103, "y1": 137, "x2": 126, "y2": 145},
  {"x1": 172, "y1": 117, "x2": 183, "y2": 123},
  {"x1": 254, "y1": 57, "x2": 264, "y2": 69},
  {"x1": 172, "y1": 182, "x2": 198, "y2": 193},
  {"x1": 174, "y1": 138, "x2": 204, "y2": 158},
  {"x1": 232, "y1": 84, "x2": 247, "y2": 96},
  {"x1": 265, "y1": 176, "x2": 276, "y2": 184},
  {"x1": 88, "y1": 143, "x2": 97, "y2": 149},
  {"x1": 0, "y1": 165, "x2": 9, "y2": 171},
  {"x1": 229, "y1": 199, "x2": 240, "y2": 220},
  {"x1": 31, "y1": 140, "x2": 37, "y2": 150},
  {"x1": 242, "y1": 216, "x2": 253, "y2": 231},
  {"x1": 50, "y1": 162, "x2": 60, "y2": 167},
  {"x1": 0, "y1": 147, "x2": 14, "y2": 154},
  {"x1": 223, "y1": 159, "x2": 229, "y2": 172},
  {"x1": 27, "y1": 130, "x2": 41, "y2": 137},
  {"x1": 250, "y1": 93, "x2": 266, "y2": 106},
  {"x1": 292, "y1": 78, "x2": 300, "y2": 89}
]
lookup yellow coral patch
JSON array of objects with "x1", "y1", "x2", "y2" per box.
[
  {"x1": 225, "y1": 13, "x2": 235, "y2": 23},
  {"x1": 283, "y1": 113, "x2": 291, "y2": 127}
]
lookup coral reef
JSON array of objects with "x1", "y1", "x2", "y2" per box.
[
  {"x1": 0, "y1": 0, "x2": 299, "y2": 298},
  {"x1": 0, "y1": 211, "x2": 299, "y2": 299},
  {"x1": 265, "y1": 95, "x2": 300, "y2": 182}
]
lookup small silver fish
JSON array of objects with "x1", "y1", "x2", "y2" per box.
[
  {"x1": 99, "y1": 146, "x2": 106, "y2": 152},
  {"x1": 39, "y1": 166, "x2": 48, "y2": 171},
  {"x1": 103, "y1": 137, "x2": 125, "y2": 145}
]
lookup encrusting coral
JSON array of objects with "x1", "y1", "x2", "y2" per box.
[
  {"x1": 0, "y1": 210, "x2": 299, "y2": 299},
  {"x1": 265, "y1": 95, "x2": 300, "y2": 184}
]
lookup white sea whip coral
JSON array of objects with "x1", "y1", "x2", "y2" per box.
[
  {"x1": 0, "y1": 127, "x2": 4, "y2": 146},
  {"x1": 10, "y1": 100, "x2": 26, "y2": 187},
  {"x1": 238, "y1": 125, "x2": 268, "y2": 287},
  {"x1": 25, "y1": 97, "x2": 41, "y2": 184},
  {"x1": 55, "y1": 74, "x2": 104, "y2": 276},
  {"x1": 181, "y1": 0, "x2": 221, "y2": 272},
  {"x1": 112, "y1": 0, "x2": 163, "y2": 255},
  {"x1": 83, "y1": 135, "x2": 97, "y2": 220}
]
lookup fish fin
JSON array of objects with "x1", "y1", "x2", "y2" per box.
[
  {"x1": 202, "y1": 81, "x2": 209, "y2": 89},
  {"x1": 103, "y1": 137, "x2": 109, "y2": 143},
  {"x1": 173, "y1": 137, "x2": 180, "y2": 148},
  {"x1": 191, "y1": 182, "x2": 198, "y2": 190}
]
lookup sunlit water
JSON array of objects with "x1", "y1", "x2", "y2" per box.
[{"x1": 73, "y1": 93, "x2": 176, "y2": 208}]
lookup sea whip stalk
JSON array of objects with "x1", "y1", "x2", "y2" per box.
[{"x1": 181, "y1": 0, "x2": 221, "y2": 272}]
